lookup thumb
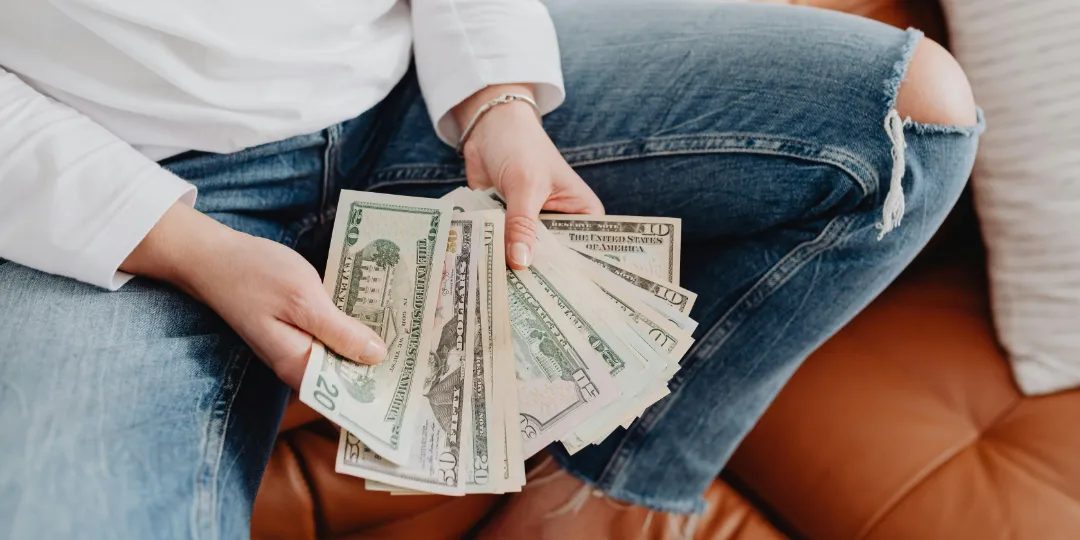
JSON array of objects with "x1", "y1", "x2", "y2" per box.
[
  {"x1": 504, "y1": 180, "x2": 548, "y2": 269},
  {"x1": 462, "y1": 140, "x2": 493, "y2": 190},
  {"x1": 304, "y1": 297, "x2": 387, "y2": 365}
]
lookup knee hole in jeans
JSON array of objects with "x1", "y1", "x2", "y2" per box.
[{"x1": 894, "y1": 38, "x2": 978, "y2": 128}]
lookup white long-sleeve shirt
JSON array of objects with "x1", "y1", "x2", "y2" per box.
[{"x1": 0, "y1": 0, "x2": 564, "y2": 290}]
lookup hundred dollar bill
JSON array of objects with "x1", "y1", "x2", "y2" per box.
[
  {"x1": 539, "y1": 214, "x2": 682, "y2": 285},
  {"x1": 567, "y1": 246, "x2": 696, "y2": 315},
  {"x1": 336, "y1": 217, "x2": 479, "y2": 494},
  {"x1": 300, "y1": 191, "x2": 453, "y2": 465},
  {"x1": 507, "y1": 268, "x2": 618, "y2": 458}
]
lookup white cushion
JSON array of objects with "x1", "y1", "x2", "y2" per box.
[{"x1": 941, "y1": 0, "x2": 1080, "y2": 395}]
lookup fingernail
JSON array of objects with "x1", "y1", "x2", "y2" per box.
[
  {"x1": 509, "y1": 242, "x2": 532, "y2": 267},
  {"x1": 362, "y1": 338, "x2": 387, "y2": 363}
]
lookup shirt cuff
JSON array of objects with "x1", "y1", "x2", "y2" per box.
[
  {"x1": 423, "y1": 56, "x2": 565, "y2": 147},
  {"x1": 83, "y1": 168, "x2": 196, "y2": 291},
  {"x1": 426, "y1": 56, "x2": 565, "y2": 146},
  {"x1": 412, "y1": 0, "x2": 566, "y2": 147}
]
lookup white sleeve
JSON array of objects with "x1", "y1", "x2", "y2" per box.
[
  {"x1": 410, "y1": 0, "x2": 566, "y2": 145},
  {"x1": 0, "y1": 67, "x2": 196, "y2": 291}
]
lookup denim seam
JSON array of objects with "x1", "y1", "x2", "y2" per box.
[
  {"x1": 280, "y1": 213, "x2": 319, "y2": 249},
  {"x1": 691, "y1": 213, "x2": 857, "y2": 360},
  {"x1": 585, "y1": 213, "x2": 857, "y2": 513},
  {"x1": 368, "y1": 167, "x2": 465, "y2": 191},
  {"x1": 319, "y1": 124, "x2": 341, "y2": 225},
  {"x1": 368, "y1": 177, "x2": 466, "y2": 192},
  {"x1": 559, "y1": 133, "x2": 877, "y2": 197},
  {"x1": 192, "y1": 349, "x2": 251, "y2": 540},
  {"x1": 368, "y1": 133, "x2": 881, "y2": 198}
]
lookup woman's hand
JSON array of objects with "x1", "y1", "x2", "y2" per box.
[
  {"x1": 121, "y1": 203, "x2": 386, "y2": 389},
  {"x1": 453, "y1": 84, "x2": 603, "y2": 269}
]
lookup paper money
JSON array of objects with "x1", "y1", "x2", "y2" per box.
[
  {"x1": 524, "y1": 261, "x2": 662, "y2": 454},
  {"x1": 527, "y1": 264, "x2": 650, "y2": 394},
  {"x1": 452, "y1": 188, "x2": 686, "y2": 456},
  {"x1": 460, "y1": 213, "x2": 500, "y2": 494},
  {"x1": 539, "y1": 214, "x2": 682, "y2": 285},
  {"x1": 300, "y1": 191, "x2": 453, "y2": 465},
  {"x1": 335, "y1": 217, "x2": 479, "y2": 494},
  {"x1": 302, "y1": 187, "x2": 703, "y2": 493},
  {"x1": 568, "y1": 246, "x2": 697, "y2": 315},
  {"x1": 442, "y1": 193, "x2": 526, "y2": 490},
  {"x1": 483, "y1": 214, "x2": 526, "y2": 491},
  {"x1": 507, "y1": 268, "x2": 618, "y2": 458}
]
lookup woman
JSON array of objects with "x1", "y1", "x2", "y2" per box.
[{"x1": 0, "y1": 0, "x2": 980, "y2": 537}]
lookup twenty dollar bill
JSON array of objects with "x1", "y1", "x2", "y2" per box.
[{"x1": 300, "y1": 191, "x2": 453, "y2": 465}]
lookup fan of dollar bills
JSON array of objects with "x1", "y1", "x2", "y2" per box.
[{"x1": 299, "y1": 187, "x2": 697, "y2": 496}]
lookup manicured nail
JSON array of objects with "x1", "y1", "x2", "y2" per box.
[
  {"x1": 509, "y1": 242, "x2": 532, "y2": 267},
  {"x1": 362, "y1": 339, "x2": 387, "y2": 363}
]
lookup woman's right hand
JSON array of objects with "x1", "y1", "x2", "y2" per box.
[{"x1": 121, "y1": 203, "x2": 386, "y2": 389}]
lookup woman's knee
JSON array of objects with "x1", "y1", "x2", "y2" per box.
[{"x1": 894, "y1": 38, "x2": 978, "y2": 127}]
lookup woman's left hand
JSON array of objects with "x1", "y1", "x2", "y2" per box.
[{"x1": 453, "y1": 84, "x2": 604, "y2": 270}]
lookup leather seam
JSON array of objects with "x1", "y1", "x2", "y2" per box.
[
  {"x1": 283, "y1": 435, "x2": 323, "y2": 540},
  {"x1": 855, "y1": 394, "x2": 1024, "y2": 540},
  {"x1": 980, "y1": 437, "x2": 1080, "y2": 513}
]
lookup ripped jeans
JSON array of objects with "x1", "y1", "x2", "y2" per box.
[{"x1": 0, "y1": 2, "x2": 982, "y2": 537}]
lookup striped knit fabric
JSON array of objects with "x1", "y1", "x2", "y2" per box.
[{"x1": 942, "y1": 0, "x2": 1080, "y2": 394}]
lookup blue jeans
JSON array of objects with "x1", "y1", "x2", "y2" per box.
[{"x1": 0, "y1": 3, "x2": 981, "y2": 537}]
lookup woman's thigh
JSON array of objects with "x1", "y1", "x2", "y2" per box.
[
  {"x1": 0, "y1": 140, "x2": 328, "y2": 538},
  {"x1": 0, "y1": 263, "x2": 287, "y2": 539},
  {"x1": 370, "y1": 3, "x2": 953, "y2": 236},
  {"x1": 369, "y1": 1, "x2": 974, "y2": 314}
]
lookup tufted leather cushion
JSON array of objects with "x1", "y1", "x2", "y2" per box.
[
  {"x1": 729, "y1": 250, "x2": 1080, "y2": 538},
  {"x1": 253, "y1": 420, "x2": 785, "y2": 539}
]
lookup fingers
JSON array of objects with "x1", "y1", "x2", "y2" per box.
[
  {"x1": 288, "y1": 289, "x2": 387, "y2": 366},
  {"x1": 504, "y1": 180, "x2": 548, "y2": 269}
]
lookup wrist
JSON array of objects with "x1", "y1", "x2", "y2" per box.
[
  {"x1": 452, "y1": 83, "x2": 536, "y2": 130},
  {"x1": 120, "y1": 203, "x2": 239, "y2": 297},
  {"x1": 466, "y1": 99, "x2": 543, "y2": 151}
]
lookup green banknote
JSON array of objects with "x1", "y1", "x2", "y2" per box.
[
  {"x1": 507, "y1": 269, "x2": 618, "y2": 458},
  {"x1": 335, "y1": 217, "x2": 479, "y2": 494},
  {"x1": 539, "y1": 214, "x2": 682, "y2": 286},
  {"x1": 300, "y1": 191, "x2": 452, "y2": 466}
]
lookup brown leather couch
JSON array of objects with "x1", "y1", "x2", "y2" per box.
[{"x1": 252, "y1": 1, "x2": 1080, "y2": 538}]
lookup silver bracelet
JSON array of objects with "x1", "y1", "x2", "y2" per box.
[{"x1": 455, "y1": 93, "x2": 541, "y2": 155}]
